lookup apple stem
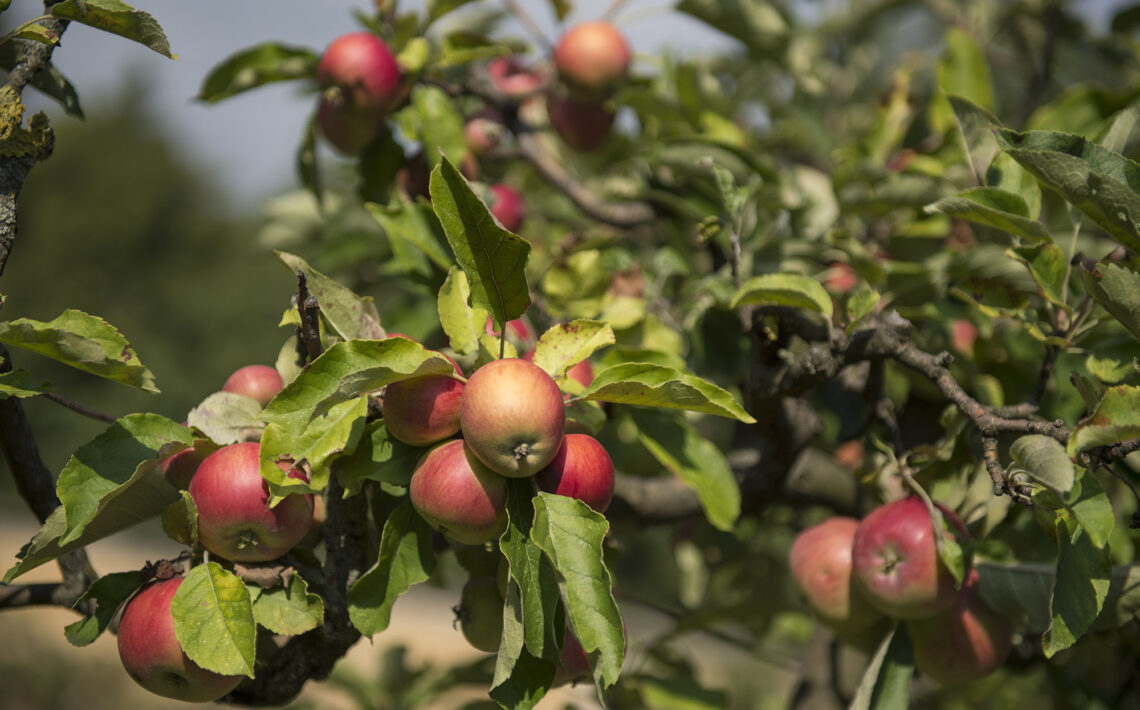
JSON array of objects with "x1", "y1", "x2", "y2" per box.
[{"x1": 513, "y1": 443, "x2": 530, "y2": 461}]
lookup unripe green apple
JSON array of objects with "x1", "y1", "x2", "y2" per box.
[
  {"x1": 788, "y1": 517, "x2": 884, "y2": 635},
  {"x1": 456, "y1": 575, "x2": 504, "y2": 653},
  {"x1": 409, "y1": 439, "x2": 507, "y2": 545}
]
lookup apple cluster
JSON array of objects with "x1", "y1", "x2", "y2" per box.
[{"x1": 788, "y1": 497, "x2": 1014, "y2": 685}]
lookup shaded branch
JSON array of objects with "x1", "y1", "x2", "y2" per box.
[{"x1": 41, "y1": 391, "x2": 116, "y2": 423}]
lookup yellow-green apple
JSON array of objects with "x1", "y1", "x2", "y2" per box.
[
  {"x1": 456, "y1": 575, "x2": 504, "y2": 653},
  {"x1": 907, "y1": 568, "x2": 1013, "y2": 684},
  {"x1": 488, "y1": 183, "x2": 524, "y2": 232},
  {"x1": 536, "y1": 433, "x2": 614, "y2": 513},
  {"x1": 547, "y1": 92, "x2": 615, "y2": 151},
  {"x1": 222, "y1": 365, "x2": 283, "y2": 407},
  {"x1": 316, "y1": 32, "x2": 402, "y2": 154},
  {"x1": 459, "y1": 358, "x2": 565, "y2": 477},
  {"x1": 409, "y1": 439, "x2": 507, "y2": 544},
  {"x1": 851, "y1": 497, "x2": 969, "y2": 619},
  {"x1": 788, "y1": 517, "x2": 884, "y2": 636},
  {"x1": 117, "y1": 578, "x2": 244, "y2": 702},
  {"x1": 487, "y1": 56, "x2": 545, "y2": 97},
  {"x1": 553, "y1": 21, "x2": 631, "y2": 92},
  {"x1": 188, "y1": 442, "x2": 314, "y2": 562}
]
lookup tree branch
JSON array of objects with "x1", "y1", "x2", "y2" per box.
[{"x1": 41, "y1": 391, "x2": 117, "y2": 423}]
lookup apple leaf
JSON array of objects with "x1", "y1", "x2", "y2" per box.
[
  {"x1": 348, "y1": 502, "x2": 437, "y2": 637},
  {"x1": 848, "y1": 624, "x2": 914, "y2": 710},
  {"x1": 632, "y1": 410, "x2": 741, "y2": 531},
  {"x1": 368, "y1": 202, "x2": 453, "y2": 272},
  {"x1": 1067, "y1": 385, "x2": 1140, "y2": 458},
  {"x1": 172, "y1": 562, "x2": 256, "y2": 677},
  {"x1": 532, "y1": 320, "x2": 615, "y2": 382},
  {"x1": 251, "y1": 574, "x2": 325, "y2": 636},
  {"x1": 623, "y1": 675, "x2": 728, "y2": 710},
  {"x1": 187, "y1": 391, "x2": 264, "y2": 445},
  {"x1": 64, "y1": 570, "x2": 144, "y2": 647},
  {"x1": 1010, "y1": 434, "x2": 1075, "y2": 494},
  {"x1": 1009, "y1": 242, "x2": 1068, "y2": 307},
  {"x1": 729, "y1": 273, "x2": 833, "y2": 321},
  {"x1": 50, "y1": 0, "x2": 174, "y2": 58},
  {"x1": 259, "y1": 395, "x2": 368, "y2": 504},
  {"x1": 429, "y1": 155, "x2": 532, "y2": 328},
  {"x1": 1079, "y1": 261, "x2": 1140, "y2": 344},
  {"x1": 198, "y1": 42, "x2": 317, "y2": 103},
  {"x1": 0, "y1": 308, "x2": 158, "y2": 392},
  {"x1": 531, "y1": 493, "x2": 624, "y2": 688},
  {"x1": 160, "y1": 490, "x2": 198, "y2": 547},
  {"x1": 946, "y1": 94, "x2": 1003, "y2": 185},
  {"x1": 846, "y1": 285, "x2": 882, "y2": 333},
  {"x1": 438, "y1": 266, "x2": 490, "y2": 357},
  {"x1": 925, "y1": 187, "x2": 1052, "y2": 243},
  {"x1": 0, "y1": 369, "x2": 51, "y2": 398},
  {"x1": 1043, "y1": 523, "x2": 1111, "y2": 657},
  {"x1": 398, "y1": 85, "x2": 466, "y2": 169},
  {"x1": 336, "y1": 420, "x2": 422, "y2": 496},
  {"x1": 490, "y1": 636, "x2": 555, "y2": 710},
  {"x1": 277, "y1": 251, "x2": 386, "y2": 341},
  {"x1": 499, "y1": 481, "x2": 562, "y2": 661},
  {"x1": 582, "y1": 362, "x2": 755, "y2": 423},
  {"x1": 0, "y1": 43, "x2": 83, "y2": 117}
]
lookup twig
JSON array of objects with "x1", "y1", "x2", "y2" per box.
[
  {"x1": 41, "y1": 392, "x2": 116, "y2": 423},
  {"x1": 296, "y1": 271, "x2": 322, "y2": 364}
]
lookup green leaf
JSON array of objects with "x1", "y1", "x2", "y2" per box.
[
  {"x1": 987, "y1": 151, "x2": 1043, "y2": 219},
  {"x1": 490, "y1": 643, "x2": 555, "y2": 710},
  {"x1": 624, "y1": 675, "x2": 728, "y2": 710},
  {"x1": 187, "y1": 392, "x2": 264, "y2": 445},
  {"x1": 532, "y1": 320, "x2": 614, "y2": 383},
  {"x1": 925, "y1": 187, "x2": 1052, "y2": 243},
  {"x1": 14, "y1": 23, "x2": 60, "y2": 44},
  {"x1": 171, "y1": 562, "x2": 256, "y2": 677},
  {"x1": 429, "y1": 156, "x2": 532, "y2": 327},
  {"x1": 160, "y1": 490, "x2": 198, "y2": 547},
  {"x1": 1010, "y1": 434, "x2": 1075, "y2": 494},
  {"x1": 499, "y1": 481, "x2": 561, "y2": 661},
  {"x1": 1068, "y1": 385, "x2": 1140, "y2": 457},
  {"x1": 0, "y1": 369, "x2": 51, "y2": 398},
  {"x1": 1043, "y1": 525, "x2": 1111, "y2": 657},
  {"x1": 64, "y1": 570, "x2": 144, "y2": 646},
  {"x1": 676, "y1": 0, "x2": 787, "y2": 55},
  {"x1": 974, "y1": 561, "x2": 1054, "y2": 633},
  {"x1": 297, "y1": 110, "x2": 322, "y2": 204},
  {"x1": 947, "y1": 94, "x2": 1002, "y2": 184},
  {"x1": 583, "y1": 363, "x2": 755, "y2": 423},
  {"x1": 50, "y1": 0, "x2": 174, "y2": 58},
  {"x1": 938, "y1": 27, "x2": 993, "y2": 114},
  {"x1": 0, "y1": 309, "x2": 158, "y2": 392},
  {"x1": 547, "y1": 0, "x2": 571, "y2": 21},
  {"x1": 996, "y1": 128, "x2": 1140, "y2": 254},
  {"x1": 426, "y1": 0, "x2": 480, "y2": 24},
  {"x1": 259, "y1": 396, "x2": 368, "y2": 503},
  {"x1": 1066, "y1": 470, "x2": 1115, "y2": 550},
  {"x1": 0, "y1": 43, "x2": 82, "y2": 117},
  {"x1": 730, "y1": 273, "x2": 833, "y2": 321},
  {"x1": 1009, "y1": 242, "x2": 1067, "y2": 307},
  {"x1": 368, "y1": 201, "x2": 453, "y2": 272},
  {"x1": 1079, "y1": 261, "x2": 1140, "y2": 343},
  {"x1": 846, "y1": 285, "x2": 882, "y2": 332},
  {"x1": 399, "y1": 85, "x2": 466, "y2": 168},
  {"x1": 531, "y1": 493, "x2": 624, "y2": 687},
  {"x1": 632, "y1": 410, "x2": 740, "y2": 531},
  {"x1": 336, "y1": 420, "x2": 422, "y2": 496},
  {"x1": 252, "y1": 574, "x2": 325, "y2": 635},
  {"x1": 848, "y1": 624, "x2": 914, "y2": 710},
  {"x1": 348, "y1": 503, "x2": 436, "y2": 636},
  {"x1": 1087, "y1": 346, "x2": 1136, "y2": 383},
  {"x1": 277, "y1": 251, "x2": 385, "y2": 341},
  {"x1": 438, "y1": 267, "x2": 489, "y2": 357},
  {"x1": 198, "y1": 42, "x2": 317, "y2": 103}
]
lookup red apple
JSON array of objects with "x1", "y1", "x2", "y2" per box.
[
  {"x1": 382, "y1": 374, "x2": 464, "y2": 446},
  {"x1": 536, "y1": 434, "x2": 614, "y2": 513},
  {"x1": 833, "y1": 441, "x2": 865, "y2": 471},
  {"x1": 485, "y1": 314, "x2": 536, "y2": 345},
  {"x1": 823, "y1": 263, "x2": 857, "y2": 294},
  {"x1": 160, "y1": 443, "x2": 209, "y2": 491},
  {"x1": 316, "y1": 33, "x2": 402, "y2": 155},
  {"x1": 188, "y1": 442, "x2": 314, "y2": 562},
  {"x1": 553, "y1": 628, "x2": 593, "y2": 686},
  {"x1": 522, "y1": 349, "x2": 594, "y2": 389},
  {"x1": 117, "y1": 578, "x2": 244, "y2": 702},
  {"x1": 486, "y1": 56, "x2": 545, "y2": 97},
  {"x1": 950, "y1": 319, "x2": 978, "y2": 356},
  {"x1": 459, "y1": 358, "x2": 566, "y2": 478},
  {"x1": 547, "y1": 92, "x2": 615, "y2": 151},
  {"x1": 488, "y1": 183, "x2": 524, "y2": 232},
  {"x1": 409, "y1": 439, "x2": 508, "y2": 545},
  {"x1": 553, "y1": 21, "x2": 631, "y2": 92},
  {"x1": 851, "y1": 497, "x2": 969, "y2": 619},
  {"x1": 788, "y1": 517, "x2": 884, "y2": 635},
  {"x1": 456, "y1": 575, "x2": 504, "y2": 653},
  {"x1": 907, "y1": 568, "x2": 1013, "y2": 684},
  {"x1": 222, "y1": 365, "x2": 283, "y2": 407},
  {"x1": 465, "y1": 109, "x2": 505, "y2": 156},
  {"x1": 316, "y1": 96, "x2": 384, "y2": 155}
]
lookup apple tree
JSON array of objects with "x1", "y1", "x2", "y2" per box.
[{"x1": 4, "y1": 0, "x2": 1140, "y2": 708}]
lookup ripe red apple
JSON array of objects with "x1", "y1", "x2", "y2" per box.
[
  {"x1": 316, "y1": 33, "x2": 402, "y2": 155},
  {"x1": 851, "y1": 497, "x2": 969, "y2": 619},
  {"x1": 823, "y1": 263, "x2": 857, "y2": 294},
  {"x1": 409, "y1": 439, "x2": 508, "y2": 545},
  {"x1": 459, "y1": 358, "x2": 566, "y2": 478},
  {"x1": 316, "y1": 96, "x2": 383, "y2": 155},
  {"x1": 536, "y1": 434, "x2": 614, "y2": 513},
  {"x1": 553, "y1": 628, "x2": 592, "y2": 686},
  {"x1": 465, "y1": 109, "x2": 505, "y2": 156},
  {"x1": 553, "y1": 21, "x2": 631, "y2": 92},
  {"x1": 833, "y1": 440, "x2": 865, "y2": 471},
  {"x1": 788, "y1": 517, "x2": 884, "y2": 635},
  {"x1": 222, "y1": 365, "x2": 283, "y2": 407},
  {"x1": 486, "y1": 56, "x2": 545, "y2": 97},
  {"x1": 456, "y1": 575, "x2": 504, "y2": 653},
  {"x1": 485, "y1": 315, "x2": 536, "y2": 345},
  {"x1": 188, "y1": 442, "x2": 314, "y2": 562},
  {"x1": 117, "y1": 578, "x2": 244, "y2": 702},
  {"x1": 950, "y1": 319, "x2": 978, "y2": 356},
  {"x1": 382, "y1": 374, "x2": 464, "y2": 446},
  {"x1": 547, "y1": 92, "x2": 615, "y2": 151},
  {"x1": 907, "y1": 568, "x2": 1013, "y2": 685},
  {"x1": 488, "y1": 183, "x2": 525, "y2": 232}
]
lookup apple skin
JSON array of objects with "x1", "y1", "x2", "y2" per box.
[
  {"x1": 521, "y1": 349, "x2": 594, "y2": 389},
  {"x1": 161, "y1": 444, "x2": 209, "y2": 491},
  {"x1": 188, "y1": 442, "x2": 314, "y2": 562},
  {"x1": 907, "y1": 568, "x2": 1013, "y2": 685},
  {"x1": 459, "y1": 358, "x2": 566, "y2": 478},
  {"x1": 382, "y1": 374, "x2": 465, "y2": 446},
  {"x1": 950, "y1": 319, "x2": 978, "y2": 356},
  {"x1": 316, "y1": 96, "x2": 383, "y2": 155},
  {"x1": 788, "y1": 517, "x2": 884, "y2": 636},
  {"x1": 553, "y1": 21, "x2": 631, "y2": 92},
  {"x1": 547, "y1": 92, "x2": 615, "y2": 151},
  {"x1": 487, "y1": 56, "x2": 545, "y2": 97},
  {"x1": 409, "y1": 439, "x2": 508, "y2": 545},
  {"x1": 397, "y1": 151, "x2": 431, "y2": 200},
  {"x1": 485, "y1": 315, "x2": 536, "y2": 345},
  {"x1": 851, "y1": 497, "x2": 969, "y2": 619},
  {"x1": 535, "y1": 434, "x2": 615, "y2": 513},
  {"x1": 117, "y1": 578, "x2": 244, "y2": 702},
  {"x1": 465, "y1": 109, "x2": 505, "y2": 156},
  {"x1": 456, "y1": 575, "x2": 504, "y2": 653},
  {"x1": 317, "y1": 32, "x2": 401, "y2": 113},
  {"x1": 222, "y1": 365, "x2": 283, "y2": 407},
  {"x1": 488, "y1": 183, "x2": 525, "y2": 232}
]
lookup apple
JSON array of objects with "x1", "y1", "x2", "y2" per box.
[
  {"x1": 465, "y1": 109, "x2": 505, "y2": 156},
  {"x1": 547, "y1": 92, "x2": 615, "y2": 151},
  {"x1": 553, "y1": 628, "x2": 592, "y2": 686},
  {"x1": 486, "y1": 56, "x2": 545, "y2": 97},
  {"x1": 832, "y1": 440, "x2": 865, "y2": 471},
  {"x1": 459, "y1": 358, "x2": 566, "y2": 478},
  {"x1": 316, "y1": 96, "x2": 383, "y2": 155},
  {"x1": 950, "y1": 319, "x2": 978, "y2": 356},
  {"x1": 456, "y1": 575, "x2": 504, "y2": 653},
  {"x1": 396, "y1": 151, "x2": 431, "y2": 200},
  {"x1": 485, "y1": 314, "x2": 536, "y2": 345},
  {"x1": 117, "y1": 578, "x2": 244, "y2": 702},
  {"x1": 409, "y1": 439, "x2": 508, "y2": 545},
  {"x1": 521, "y1": 349, "x2": 594, "y2": 389},
  {"x1": 188, "y1": 442, "x2": 314, "y2": 562},
  {"x1": 851, "y1": 496, "x2": 969, "y2": 619},
  {"x1": 908, "y1": 568, "x2": 1013, "y2": 684},
  {"x1": 222, "y1": 365, "x2": 283, "y2": 407},
  {"x1": 160, "y1": 432, "x2": 210, "y2": 491},
  {"x1": 553, "y1": 21, "x2": 631, "y2": 92},
  {"x1": 788, "y1": 517, "x2": 884, "y2": 635},
  {"x1": 488, "y1": 183, "x2": 524, "y2": 232},
  {"x1": 382, "y1": 373, "x2": 464, "y2": 446},
  {"x1": 316, "y1": 33, "x2": 402, "y2": 155},
  {"x1": 823, "y1": 263, "x2": 857, "y2": 294},
  {"x1": 535, "y1": 434, "x2": 614, "y2": 513}
]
